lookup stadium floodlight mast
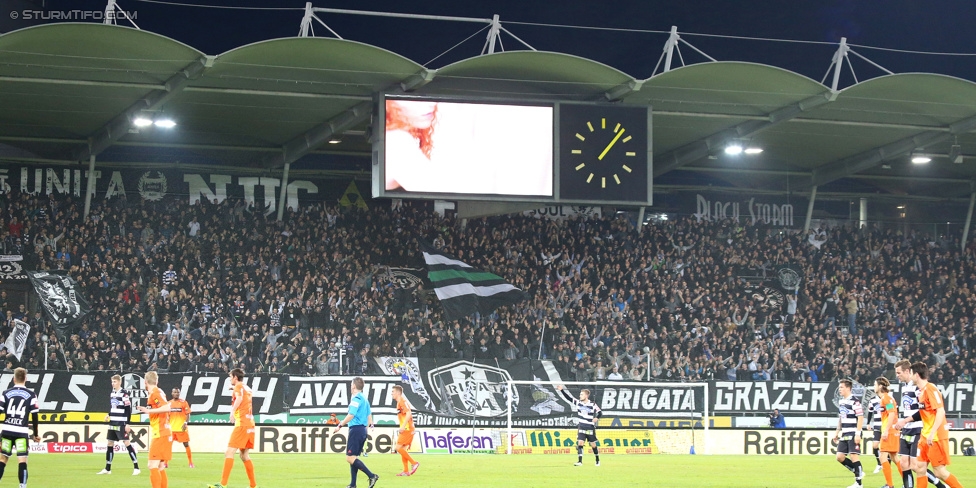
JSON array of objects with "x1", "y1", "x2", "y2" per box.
[{"x1": 504, "y1": 380, "x2": 710, "y2": 455}]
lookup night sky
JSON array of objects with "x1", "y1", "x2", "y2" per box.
[{"x1": 3, "y1": 0, "x2": 976, "y2": 84}]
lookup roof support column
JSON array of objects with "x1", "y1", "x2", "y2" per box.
[
  {"x1": 486, "y1": 14, "x2": 501, "y2": 54},
  {"x1": 830, "y1": 37, "x2": 849, "y2": 92},
  {"x1": 83, "y1": 155, "x2": 96, "y2": 219},
  {"x1": 963, "y1": 191, "x2": 976, "y2": 252},
  {"x1": 803, "y1": 185, "x2": 817, "y2": 233},
  {"x1": 663, "y1": 26, "x2": 679, "y2": 73},
  {"x1": 277, "y1": 161, "x2": 291, "y2": 222}
]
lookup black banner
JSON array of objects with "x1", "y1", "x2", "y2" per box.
[
  {"x1": 372, "y1": 357, "x2": 704, "y2": 427},
  {"x1": 0, "y1": 255, "x2": 28, "y2": 281},
  {"x1": 12, "y1": 370, "x2": 976, "y2": 419},
  {"x1": 28, "y1": 270, "x2": 91, "y2": 334},
  {"x1": 285, "y1": 375, "x2": 401, "y2": 416},
  {"x1": 0, "y1": 371, "x2": 286, "y2": 417},
  {"x1": 0, "y1": 165, "x2": 355, "y2": 213}
]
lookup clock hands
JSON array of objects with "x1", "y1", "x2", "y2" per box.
[{"x1": 597, "y1": 128, "x2": 625, "y2": 161}]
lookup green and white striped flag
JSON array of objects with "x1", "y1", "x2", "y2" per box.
[{"x1": 421, "y1": 242, "x2": 528, "y2": 321}]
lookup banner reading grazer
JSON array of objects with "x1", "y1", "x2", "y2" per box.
[
  {"x1": 372, "y1": 357, "x2": 705, "y2": 427},
  {"x1": 27, "y1": 270, "x2": 91, "y2": 335}
]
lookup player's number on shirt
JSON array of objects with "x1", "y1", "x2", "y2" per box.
[{"x1": 6, "y1": 399, "x2": 26, "y2": 422}]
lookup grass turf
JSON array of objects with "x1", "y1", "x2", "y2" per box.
[{"x1": 21, "y1": 452, "x2": 976, "y2": 487}]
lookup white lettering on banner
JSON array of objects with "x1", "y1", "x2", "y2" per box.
[
  {"x1": 61, "y1": 375, "x2": 93, "y2": 411},
  {"x1": 292, "y1": 382, "x2": 345, "y2": 409},
  {"x1": 184, "y1": 174, "x2": 232, "y2": 205},
  {"x1": 695, "y1": 194, "x2": 794, "y2": 227},
  {"x1": 3, "y1": 166, "x2": 320, "y2": 210},
  {"x1": 713, "y1": 382, "x2": 829, "y2": 413},
  {"x1": 524, "y1": 206, "x2": 602, "y2": 220},
  {"x1": 177, "y1": 375, "x2": 279, "y2": 414},
  {"x1": 941, "y1": 383, "x2": 974, "y2": 413},
  {"x1": 288, "y1": 377, "x2": 399, "y2": 415},
  {"x1": 2, "y1": 373, "x2": 97, "y2": 412},
  {"x1": 600, "y1": 388, "x2": 695, "y2": 413},
  {"x1": 0, "y1": 169, "x2": 9, "y2": 194}
]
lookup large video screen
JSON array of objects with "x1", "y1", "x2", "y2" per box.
[{"x1": 381, "y1": 98, "x2": 553, "y2": 197}]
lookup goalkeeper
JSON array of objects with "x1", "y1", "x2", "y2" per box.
[{"x1": 556, "y1": 385, "x2": 602, "y2": 466}]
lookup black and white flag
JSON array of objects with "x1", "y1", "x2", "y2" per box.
[
  {"x1": 27, "y1": 270, "x2": 92, "y2": 333},
  {"x1": 4, "y1": 319, "x2": 30, "y2": 361},
  {"x1": 421, "y1": 242, "x2": 527, "y2": 321}
]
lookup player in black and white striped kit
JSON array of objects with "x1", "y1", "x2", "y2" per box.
[
  {"x1": 556, "y1": 385, "x2": 602, "y2": 467},
  {"x1": 833, "y1": 379, "x2": 864, "y2": 488},
  {"x1": 865, "y1": 394, "x2": 883, "y2": 473},
  {"x1": 97, "y1": 375, "x2": 140, "y2": 476},
  {"x1": 0, "y1": 367, "x2": 40, "y2": 488}
]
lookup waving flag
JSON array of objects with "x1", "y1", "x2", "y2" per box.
[{"x1": 421, "y1": 242, "x2": 527, "y2": 320}]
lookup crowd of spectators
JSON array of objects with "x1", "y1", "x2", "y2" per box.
[{"x1": 0, "y1": 190, "x2": 974, "y2": 389}]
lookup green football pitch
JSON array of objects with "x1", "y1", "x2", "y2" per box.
[{"x1": 22, "y1": 453, "x2": 976, "y2": 487}]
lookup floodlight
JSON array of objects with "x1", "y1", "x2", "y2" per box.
[
  {"x1": 744, "y1": 147, "x2": 763, "y2": 155},
  {"x1": 911, "y1": 154, "x2": 931, "y2": 164},
  {"x1": 724, "y1": 144, "x2": 743, "y2": 155},
  {"x1": 133, "y1": 117, "x2": 153, "y2": 127},
  {"x1": 153, "y1": 119, "x2": 177, "y2": 129}
]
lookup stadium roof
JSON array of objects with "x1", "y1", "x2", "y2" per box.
[{"x1": 2, "y1": 23, "x2": 976, "y2": 203}]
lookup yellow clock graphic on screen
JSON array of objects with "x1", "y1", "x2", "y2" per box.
[{"x1": 570, "y1": 117, "x2": 637, "y2": 188}]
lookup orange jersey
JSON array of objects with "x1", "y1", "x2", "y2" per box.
[
  {"x1": 232, "y1": 382, "x2": 255, "y2": 428},
  {"x1": 918, "y1": 382, "x2": 948, "y2": 441},
  {"x1": 397, "y1": 396, "x2": 415, "y2": 432},
  {"x1": 879, "y1": 392, "x2": 898, "y2": 432},
  {"x1": 169, "y1": 398, "x2": 191, "y2": 432},
  {"x1": 147, "y1": 386, "x2": 171, "y2": 440}
]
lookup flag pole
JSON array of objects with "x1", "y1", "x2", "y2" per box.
[{"x1": 537, "y1": 318, "x2": 546, "y2": 360}]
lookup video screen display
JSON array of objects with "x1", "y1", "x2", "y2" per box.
[{"x1": 383, "y1": 98, "x2": 553, "y2": 197}]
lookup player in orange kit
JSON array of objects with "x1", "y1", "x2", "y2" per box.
[
  {"x1": 208, "y1": 368, "x2": 257, "y2": 488},
  {"x1": 169, "y1": 388, "x2": 194, "y2": 468},
  {"x1": 874, "y1": 377, "x2": 901, "y2": 488},
  {"x1": 392, "y1": 385, "x2": 419, "y2": 476},
  {"x1": 903, "y1": 362, "x2": 965, "y2": 488},
  {"x1": 136, "y1": 371, "x2": 172, "y2": 488}
]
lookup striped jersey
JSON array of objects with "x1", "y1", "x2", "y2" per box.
[
  {"x1": 558, "y1": 388, "x2": 602, "y2": 431},
  {"x1": 0, "y1": 386, "x2": 39, "y2": 435},
  {"x1": 867, "y1": 396, "x2": 882, "y2": 429},
  {"x1": 899, "y1": 382, "x2": 923, "y2": 435},
  {"x1": 837, "y1": 394, "x2": 863, "y2": 437},
  {"x1": 109, "y1": 388, "x2": 132, "y2": 431}
]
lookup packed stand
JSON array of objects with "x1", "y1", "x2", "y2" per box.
[{"x1": 0, "y1": 191, "x2": 973, "y2": 388}]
